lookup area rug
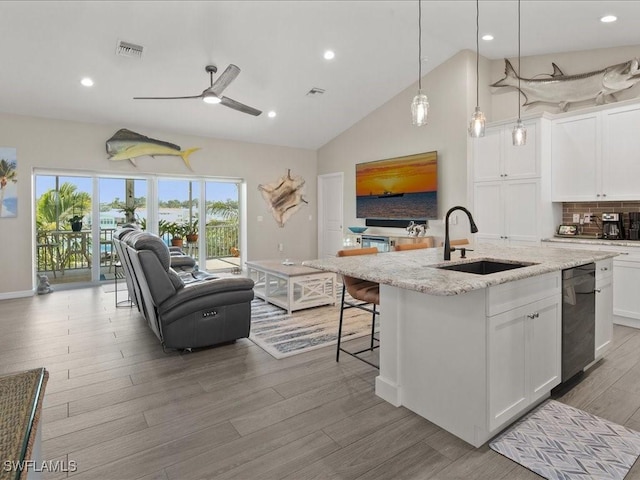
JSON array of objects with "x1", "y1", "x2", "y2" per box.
[
  {"x1": 249, "y1": 295, "x2": 373, "y2": 359},
  {"x1": 489, "y1": 399, "x2": 640, "y2": 480}
]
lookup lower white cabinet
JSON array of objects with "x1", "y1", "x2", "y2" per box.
[
  {"x1": 595, "y1": 259, "x2": 613, "y2": 359},
  {"x1": 612, "y1": 252, "x2": 640, "y2": 322},
  {"x1": 488, "y1": 294, "x2": 561, "y2": 431}
]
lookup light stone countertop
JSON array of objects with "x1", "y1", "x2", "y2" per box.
[
  {"x1": 303, "y1": 244, "x2": 618, "y2": 296},
  {"x1": 543, "y1": 237, "x2": 640, "y2": 248}
]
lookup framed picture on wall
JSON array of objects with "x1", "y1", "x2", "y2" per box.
[{"x1": 0, "y1": 147, "x2": 17, "y2": 218}]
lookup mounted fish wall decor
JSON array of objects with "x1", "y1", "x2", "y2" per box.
[
  {"x1": 258, "y1": 169, "x2": 308, "y2": 228},
  {"x1": 105, "y1": 129, "x2": 201, "y2": 169},
  {"x1": 492, "y1": 58, "x2": 640, "y2": 112}
]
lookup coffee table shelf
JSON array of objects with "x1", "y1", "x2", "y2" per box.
[{"x1": 246, "y1": 260, "x2": 336, "y2": 313}]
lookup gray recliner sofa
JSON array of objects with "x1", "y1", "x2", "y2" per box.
[{"x1": 114, "y1": 227, "x2": 254, "y2": 350}]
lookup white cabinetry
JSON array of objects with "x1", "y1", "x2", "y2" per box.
[
  {"x1": 595, "y1": 258, "x2": 613, "y2": 359},
  {"x1": 612, "y1": 250, "x2": 640, "y2": 325},
  {"x1": 551, "y1": 102, "x2": 640, "y2": 201},
  {"x1": 474, "y1": 121, "x2": 539, "y2": 181},
  {"x1": 551, "y1": 113, "x2": 601, "y2": 201},
  {"x1": 602, "y1": 104, "x2": 640, "y2": 200},
  {"x1": 487, "y1": 275, "x2": 561, "y2": 431},
  {"x1": 472, "y1": 117, "x2": 558, "y2": 247}
]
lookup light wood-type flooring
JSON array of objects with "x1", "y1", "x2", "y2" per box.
[{"x1": 2, "y1": 286, "x2": 640, "y2": 479}]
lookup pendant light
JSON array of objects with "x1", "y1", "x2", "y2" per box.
[
  {"x1": 512, "y1": 0, "x2": 527, "y2": 146},
  {"x1": 411, "y1": 0, "x2": 429, "y2": 126},
  {"x1": 468, "y1": 0, "x2": 486, "y2": 138}
]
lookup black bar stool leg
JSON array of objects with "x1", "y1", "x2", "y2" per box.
[
  {"x1": 370, "y1": 304, "x2": 377, "y2": 350},
  {"x1": 336, "y1": 286, "x2": 347, "y2": 362}
]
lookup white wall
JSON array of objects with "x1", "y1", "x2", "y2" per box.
[
  {"x1": 0, "y1": 113, "x2": 317, "y2": 297},
  {"x1": 317, "y1": 50, "x2": 488, "y2": 244}
]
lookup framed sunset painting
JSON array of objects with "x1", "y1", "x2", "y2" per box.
[{"x1": 355, "y1": 151, "x2": 437, "y2": 219}]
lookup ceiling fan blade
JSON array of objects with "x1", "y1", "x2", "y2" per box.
[
  {"x1": 133, "y1": 95, "x2": 203, "y2": 100},
  {"x1": 220, "y1": 96, "x2": 262, "y2": 116},
  {"x1": 209, "y1": 64, "x2": 241, "y2": 96}
]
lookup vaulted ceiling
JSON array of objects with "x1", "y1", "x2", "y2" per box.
[{"x1": 1, "y1": 1, "x2": 639, "y2": 149}]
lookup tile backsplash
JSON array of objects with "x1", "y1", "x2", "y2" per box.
[{"x1": 562, "y1": 201, "x2": 640, "y2": 236}]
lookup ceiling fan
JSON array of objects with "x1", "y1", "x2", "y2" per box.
[{"x1": 133, "y1": 64, "x2": 262, "y2": 116}]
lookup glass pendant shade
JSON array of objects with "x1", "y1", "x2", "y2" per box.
[
  {"x1": 512, "y1": 119, "x2": 527, "y2": 146},
  {"x1": 469, "y1": 106, "x2": 486, "y2": 137},
  {"x1": 411, "y1": 91, "x2": 429, "y2": 126}
]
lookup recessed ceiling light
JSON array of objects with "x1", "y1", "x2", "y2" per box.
[
  {"x1": 323, "y1": 50, "x2": 335, "y2": 60},
  {"x1": 601, "y1": 15, "x2": 617, "y2": 23},
  {"x1": 80, "y1": 77, "x2": 94, "y2": 87},
  {"x1": 482, "y1": 34, "x2": 494, "y2": 41},
  {"x1": 267, "y1": 111, "x2": 277, "y2": 118}
]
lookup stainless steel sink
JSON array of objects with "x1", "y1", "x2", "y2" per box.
[{"x1": 435, "y1": 260, "x2": 537, "y2": 275}]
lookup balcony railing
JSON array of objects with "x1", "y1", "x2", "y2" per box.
[{"x1": 37, "y1": 224, "x2": 239, "y2": 277}]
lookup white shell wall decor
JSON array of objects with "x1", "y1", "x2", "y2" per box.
[
  {"x1": 491, "y1": 58, "x2": 640, "y2": 112},
  {"x1": 258, "y1": 169, "x2": 308, "y2": 227}
]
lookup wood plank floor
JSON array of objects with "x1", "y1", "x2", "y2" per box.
[{"x1": 2, "y1": 286, "x2": 640, "y2": 479}]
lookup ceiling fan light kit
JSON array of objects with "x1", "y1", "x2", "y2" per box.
[
  {"x1": 133, "y1": 64, "x2": 262, "y2": 116},
  {"x1": 411, "y1": 0, "x2": 429, "y2": 127}
]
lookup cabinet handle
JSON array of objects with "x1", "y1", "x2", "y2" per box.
[
  {"x1": 595, "y1": 289, "x2": 602, "y2": 293},
  {"x1": 527, "y1": 313, "x2": 539, "y2": 319},
  {"x1": 602, "y1": 193, "x2": 607, "y2": 197},
  {"x1": 596, "y1": 194, "x2": 601, "y2": 197},
  {"x1": 601, "y1": 267, "x2": 608, "y2": 271}
]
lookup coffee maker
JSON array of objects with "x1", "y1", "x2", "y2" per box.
[
  {"x1": 629, "y1": 212, "x2": 640, "y2": 240},
  {"x1": 602, "y1": 213, "x2": 625, "y2": 239}
]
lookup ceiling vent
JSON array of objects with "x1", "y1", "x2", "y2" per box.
[
  {"x1": 116, "y1": 40, "x2": 144, "y2": 59},
  {"x1": 306, "y1": 87, "x2": 325, "y2": 96}
]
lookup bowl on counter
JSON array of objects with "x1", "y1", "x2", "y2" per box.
[{"x1": 347, "y1": 226, "x2": 368, "y2": 234}]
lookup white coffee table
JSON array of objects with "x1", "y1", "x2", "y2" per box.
[{"x1": 245, "y1": 259, "x2": 336, "y2": 313}]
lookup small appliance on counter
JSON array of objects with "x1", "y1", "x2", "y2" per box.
[
  {"x1": 602, "y1": 213, "x2": 625, "y2": 239},
  {"x1": 628, "y1": 212, "x2": 640, "y2": 240},
  {"x1": 557, "y1": 224, "x2": 578, "y2": 236}
]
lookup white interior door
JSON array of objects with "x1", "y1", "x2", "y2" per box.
[{"x1": 318, "y1": 172, "x2": 343, "y2": 259}]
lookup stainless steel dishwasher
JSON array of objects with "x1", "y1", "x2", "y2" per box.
[{"x1": 561, "y1": 263, "x2": 596, "y2": 383}]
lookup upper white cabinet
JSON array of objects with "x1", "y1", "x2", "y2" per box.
[
  {"x1": 551, "y1": 113, "x2": 601, "y2": 201},
  {"x1": 551, "y1": 102, "x2": 640, "y2": 201},
  {"x1": 471, "y1": 117, "x2": 559, "y2": 247},
  {"x1": 602, "y1": 104, "x2": 640, "y2": 200},
  {"x1": 474, "y1": 120, "x2": 539, "y2": 182}
]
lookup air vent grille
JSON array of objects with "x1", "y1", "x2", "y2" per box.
[{"x1": 116, "y1": 40, "x2": 144, "y2": 59}]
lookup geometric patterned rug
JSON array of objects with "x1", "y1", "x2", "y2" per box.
[
  {"x1": 249, "y1": 295, "x2": 373, "y2": 360},
  {"x1": 490, "y1": 399, "x2": 640, "y2": 480}
]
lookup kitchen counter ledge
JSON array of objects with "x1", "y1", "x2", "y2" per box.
[{"x1": 304, "y1": 244, "x2": 617, "y2": 296}]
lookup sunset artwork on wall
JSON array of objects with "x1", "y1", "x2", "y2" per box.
[{"x1": 355, "y1": 151, "x2": 438, "y2": 220}]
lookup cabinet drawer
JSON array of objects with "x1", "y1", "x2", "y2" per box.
[{"x1": 487, "y1": 271, "x2": 561, "y2": 317}]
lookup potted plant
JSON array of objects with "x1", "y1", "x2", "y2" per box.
[
  {"x1": 166, "y1": 222, "x2": 186, "y2": 247},
  {"x1": 185, "y1": 219, "x2": 199, "y2": 243}
]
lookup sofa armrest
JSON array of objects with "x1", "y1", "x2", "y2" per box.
[{"x1": 159, "y1": 277, "x2": 254, "y2": 313}]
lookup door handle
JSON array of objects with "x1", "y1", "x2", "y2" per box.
[{"x1": 595, "y1": 289, "x2": 602, "y2": 293}]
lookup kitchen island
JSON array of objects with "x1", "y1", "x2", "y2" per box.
[{"x1": 304, "y1": 244, "x2": 617, "y2": 447}]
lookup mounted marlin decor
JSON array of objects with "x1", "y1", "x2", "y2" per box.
[
  {"x1": 105, "y1": 129, "x2": 200, "y2": 169},
  {"x1": 492, "y1": 58, "x2": 640, "y2": 112}
]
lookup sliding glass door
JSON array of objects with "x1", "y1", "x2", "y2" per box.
[{"x1": 35, "y1": 172, "x2": 243, "y2": 287}]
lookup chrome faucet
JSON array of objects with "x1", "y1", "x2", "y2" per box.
[{"x1": 444, "y1": 206, "x2": 479, "y2": 260}]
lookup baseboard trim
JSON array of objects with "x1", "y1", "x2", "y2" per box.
[
  {"x1": 613, "y1": 315, "x2": 640, "y2": 330},
  {"x1": 0, "y1": 289, "x2": 35, "y2": 300}
]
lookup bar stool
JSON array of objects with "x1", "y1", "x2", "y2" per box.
[
  {"x1": 336, "y1": 247, "x2": 380, "y2": 368},
  {"x1": 394, "y1": 237, "x2": 435, "y2": 251}
]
